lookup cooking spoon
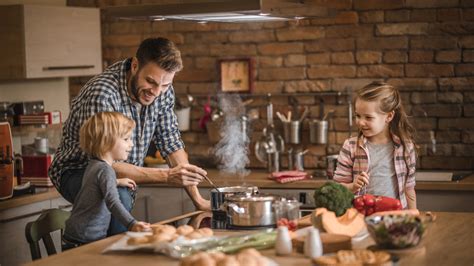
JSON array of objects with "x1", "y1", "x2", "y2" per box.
[{"x1": 204, "y1": 175, "x2": 220, "y2": 192}]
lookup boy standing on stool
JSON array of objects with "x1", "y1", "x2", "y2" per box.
[{"x1": 63, "y1": 112, "x2": 150, "y2": 249}]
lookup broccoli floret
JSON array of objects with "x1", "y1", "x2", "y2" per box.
[{"x1": 313, "y1": 182, "x2": 354, "y2": 217}]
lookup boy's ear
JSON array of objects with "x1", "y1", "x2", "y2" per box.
[{"x1": 386, "y1": 110, "x2": 395, "y2": 123}]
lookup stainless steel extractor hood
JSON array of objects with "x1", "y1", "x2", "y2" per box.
[{"x1": 104, "y1": 0, "x2": 332, "y2": 22}]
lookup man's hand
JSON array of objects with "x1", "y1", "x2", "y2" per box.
[
  {"x1": 117, "y1": 178, "x2": 137, "y2": 189},
  {"x1": 167, "y1": 163, "x2": 207, "y2": 186}
]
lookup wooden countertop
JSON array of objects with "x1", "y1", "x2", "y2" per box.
[
  {"x1": 2, "y1": 170, "x2": 471, "y2": 212},
  {"x1": 0, "y1": 187, "x2": 60, "y2": 211},
  {"x1": 25, "y1": 211, "x2": 474, "y2": 266},
  {"x1": 146, "y1": 169, "x2": 474, "y2": 191}
]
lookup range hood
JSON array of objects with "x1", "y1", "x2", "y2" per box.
[{"x1": 105, "y1": 0, "x2": 332, "y2": 22}]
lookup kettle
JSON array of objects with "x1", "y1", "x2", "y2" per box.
[{"x1": 254, "y1": 127, "x2": 284, "y2": 172}]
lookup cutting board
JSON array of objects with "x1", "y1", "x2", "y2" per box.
[
  {"x1": 292, "y1": 233, "x2": 352, "y2": 254},
  {"x1": 415, "y1": 172, "x2": 453, "y2": 182},
  {"x1": 298, "y1": 214, "x2": 313, "y2": 229}
]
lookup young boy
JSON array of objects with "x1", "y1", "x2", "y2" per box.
[{"x1": 63, "y1": 112, "x2": 150, "y2": 248}]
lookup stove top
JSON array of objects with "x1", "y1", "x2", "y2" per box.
[{"x1": 166, "y1": 211, "x2": 276, "y2": 231}]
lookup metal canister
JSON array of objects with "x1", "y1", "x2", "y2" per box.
[
  {"x1": 283, "y1": 120, "x2": 302, "y2": 144},
  {"x1": 309, "y1": 120, "x2": 328, "y2": 144}
]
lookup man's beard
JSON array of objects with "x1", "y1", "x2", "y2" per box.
[{"x1": 129, "y1": 73, "x2": 141, "y2": 103}]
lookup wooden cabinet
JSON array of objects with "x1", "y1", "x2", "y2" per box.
[{"x1": 0, "y1": 5, "x2": 102, "y2": 79}]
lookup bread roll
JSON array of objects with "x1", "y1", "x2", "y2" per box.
[
  {"x1": 236, "y1": 252, "x2": 258, "y2": 266},
  {"x1": 177, "y1": 225, "x2": 194, "y2": 236},
  {"x1": 239, "y1": 248, "x2": 261, "y2": 258},
  {"x1": 209, "y1": 252, "x2": 226, "y2": 262},
  {"x1": 216, "y1": 255, "x2": 240, "y2": 266},
  {"x1": 148, "y1": 232, "x2": 173, "y2": 243},
  {"x1": 153, "y1": 224, "x2": 176, "y2": 235},
  {"x1": 189, "y1": 252, "x2": 216, "y2": 266},
  {"x1": 186, "y1": 231, "x2": 203, "y2": 240},
  {"x1": 126, "y1": 236, "x2": 150, "y2": 245},
  {"x1": 197, "y1": 227, "x2": 214, "y2": 237}
]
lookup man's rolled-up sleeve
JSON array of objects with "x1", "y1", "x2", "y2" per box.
[{"x1": 154, "y1": 87, "x2": 184, "y2": 158}]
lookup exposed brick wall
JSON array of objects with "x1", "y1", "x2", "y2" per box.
[{"x1": 68, "y1": 0, "x2": 474, "y2": 170}]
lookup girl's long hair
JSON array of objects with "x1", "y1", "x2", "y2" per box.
[{"x1": 355, "y1": 81, "x2": 417, "y2": 172}]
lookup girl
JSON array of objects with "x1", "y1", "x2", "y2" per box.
[
  {"x1": 333, "y1": 81, "x2": 417, "y2": 209},
  {"x1": 63, "y1": 112, "x2": 150, "y2": 249}
]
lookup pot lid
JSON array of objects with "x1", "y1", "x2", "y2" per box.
[
  {"x1": 227, "y1": 194, "x2": 276, "y2": 202},
  {"x1": 211, "y1": 186, "x2": 258, "y2": 193}
]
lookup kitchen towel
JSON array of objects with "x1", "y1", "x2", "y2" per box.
[{"x1": 269, "y1": 170, "x2": 310, "y2": 184}]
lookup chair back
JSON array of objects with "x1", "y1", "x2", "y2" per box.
[{"x1": 25, "y1": 208, "x2": 70, "y2": 260}]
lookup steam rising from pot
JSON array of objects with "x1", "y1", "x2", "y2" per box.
[{"x1": 213, "y1": 94, "x2": 250, "y2": 176}]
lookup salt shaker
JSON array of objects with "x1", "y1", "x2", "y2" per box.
[
  {"x1": 275, "y1": 226, "x2": 292, "y2": 255},
  {"x1": 304, "y1": 227, "x2": 323, "y2": 258}
]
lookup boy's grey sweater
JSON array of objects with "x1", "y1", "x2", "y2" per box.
[{"x1": 64, "y1": 159, "x2": 136, "y2": 243}]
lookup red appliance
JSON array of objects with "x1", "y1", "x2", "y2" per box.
[
  {"x1": 22, "y1": 154, "x2": 53, "y2": 187},
  {"x1": 0, "y1": 122, "x2": 14, "y2": 199}
]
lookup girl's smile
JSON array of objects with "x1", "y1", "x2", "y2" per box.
[{"x1": 355, "y1": 99, "x2": 394, "y2": 144}]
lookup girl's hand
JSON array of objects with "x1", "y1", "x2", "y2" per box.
[
  {"x1": 117, "y1": 178, "x2": 136, "y2": 190},
  {"x1": 353, "y1": 171, "x2": 370, "y2": 192},
  {"x1": 130, "y1": 221, "x2": 150, "y2": 232}
]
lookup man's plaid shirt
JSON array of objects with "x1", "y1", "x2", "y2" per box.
[{"x1": 49, "y1": 59, "x2": 184, "y2": 189}]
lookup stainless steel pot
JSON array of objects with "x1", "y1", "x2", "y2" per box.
[
  {"x1": 210, "y1": 186, "x2": 258, "y2": 212},
  {"x1": 226, "y1": 194, "x2": 277, "y2": 227}
]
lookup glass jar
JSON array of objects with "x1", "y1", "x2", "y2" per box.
[{"x1": 273, "y1": 198, "x2": 302, "y2": 231}]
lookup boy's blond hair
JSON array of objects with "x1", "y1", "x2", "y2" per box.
[{"x1": 79, "y1": 112, "x2": 135, "y2": 159}]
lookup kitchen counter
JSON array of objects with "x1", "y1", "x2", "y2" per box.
[
  {"x1": 0, "y1": 187, "x2": 60, "y2": 211},
  {"x1": 145, "y1": 169, "x2": 474, "y2": 191},
  {"x1": 25, "y1": 211, "x2": 474, "y2": 266},
  {"x1": 1, "y1": 169, "x2": 472, "y2": 212}
]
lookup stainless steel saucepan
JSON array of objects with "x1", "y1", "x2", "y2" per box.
[
  {"x1": 210, "y1": 186, "x2": 258, "y2": 213},
  {"x1": 226, "y1": 194, "x2": 278, "y2": 227}
]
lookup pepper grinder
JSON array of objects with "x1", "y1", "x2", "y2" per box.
[{"x1": 304, "y1": 227, "x2": 323, "y2": 258}]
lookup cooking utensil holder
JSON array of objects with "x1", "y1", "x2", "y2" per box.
[
  {"x1": 309, "y1": 120, "x2": 328, "y2": 144},
  {"x1": 283, "y1": 120, "x2": 301, "y2": 144},
  {"x1": 175, "y1": 107, "x2": 191, "y2": 131}
]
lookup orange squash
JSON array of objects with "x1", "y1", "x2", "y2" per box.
[{"x1": 311, "y1": 208, "x2": 366, "y2": 237}]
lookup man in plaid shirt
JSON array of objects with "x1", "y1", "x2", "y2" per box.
[{"x1": 49, "y1": 37, "x2": 209, "y2": 235}]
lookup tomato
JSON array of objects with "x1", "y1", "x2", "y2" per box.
[
  {"x1": 362, "y1": 194, "x2": 376, "y2": 207},
  {"x1": 353, "y1": 196, "x2": 365, "y2": 209},
  {"x1": 366, "y1": 207, "x2": 375, "y2": 216}
]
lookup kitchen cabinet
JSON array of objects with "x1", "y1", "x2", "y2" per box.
[
  {"x1": 0, "y1": 5, "x2": 102, "y2": 79},
  {"x1": 132, "y1": 187, "x2": 186, "y2": 223},
  {"x1": 0, "y1": 196, "x2": 71, "y2": 265}
]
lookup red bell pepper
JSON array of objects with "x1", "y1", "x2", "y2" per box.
[{"x1": 353, "y1": 194, "x2": 402, "y2": 216}]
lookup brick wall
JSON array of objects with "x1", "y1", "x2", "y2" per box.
[{"x1": 69, "y1": 0, "x2": 474, "y2": 170}]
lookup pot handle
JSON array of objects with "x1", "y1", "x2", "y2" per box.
[{"x1": 228, "y1": 203, "x2": 245, "y2": 214}]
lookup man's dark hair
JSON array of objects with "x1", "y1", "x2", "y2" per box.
[{"x1": 136, "y1": 37, "x2": 183, "y2": 72}]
